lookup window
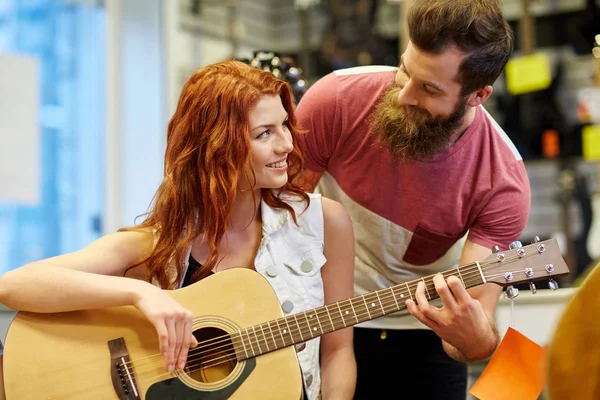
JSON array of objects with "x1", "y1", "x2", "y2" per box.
[{"x1": 0, "y1": 0, "x2": 105, "y2": 273}]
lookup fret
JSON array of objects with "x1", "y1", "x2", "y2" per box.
[
  {"x1": 456, "y1": 267, "x2": 465, "y2": 287},
  {"x1": 361, "y1": 295, "x2": 372, "y2": 319},
  {"x1": 267, "y1": 321, "x2": 278, "y2": 349},
  {"x1": 251, "y1": 326, "x2": 263, "y2": 354},
  {"x1": 283, "y1": 317, "x2": 294, "y2": 343},
  {"x1": 234, "y1": 331, "x2": 248, "y2": 360},
  {"x1": 405, "y1": 282, "x2": 414, "y2": 301},
  {"x1": 259, "y1": 323, "x2": 269, "y2": 352},
  {"x1": 476, "y1": 261, "x2": 486, "y2": 283},
  {"x1": 364, "y1": 293, "x2": 384, "y2": 318},
  {"x1": 374, "y1": 291, "x2": 385, "y2": 314},
  {"x1": 348, "y1": 298, "x2": 359, "y2": 323},
  {"x1": 422, "y1": 278, "x2": 431, "y2": 300},
  {"x1": 244, "y1": 328, "x2": 256, "y2": 357},
  {"x1": 313, "y1": 310, "x2": 324, "y2": 335},
  {"x1": 324, "y1": 305, "x2": 334, "y2": 332},
  {"x1": 293, "y1": 314, "x2": 304, "y2": 342},
  {"x1": 339, "y1": 299, "x2": 358, "y2": 326},
  {"x1": 303, "y1": 312, "x2": 315, "y2": 338},
  {"x1": 275, "y1": 318, "x2": 287, "y2": 347},
  {"x1": 336, "y1": 302, "x2": 347, "y2": 328},
  {"x1": 389, "y1": 287, "x2": 400, "y2": 310}
]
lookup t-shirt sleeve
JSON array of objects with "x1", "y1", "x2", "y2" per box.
[
  {"x1": 295, "y1": 72, "x2": 341, "y2": 173},
  {"x1": 468, "y1": 161, "x2": 531, "y2": 249}
]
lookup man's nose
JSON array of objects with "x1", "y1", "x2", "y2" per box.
[{"x1": 397, "y1": 83, "x2": 418, "y2": 107}]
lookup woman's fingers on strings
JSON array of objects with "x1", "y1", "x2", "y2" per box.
[
  {"x1": 165, "y1": 317, "x2": 177, "y2": 372},
  {"x1": 155, "y1": 321, "x2": 171, "y2": 371},
  {"x1": 190, "y1": 333, "x2": 199, "y2": 348},
  {"x1": 177, "y1": 317, "x2": 191, "y2": 369}
]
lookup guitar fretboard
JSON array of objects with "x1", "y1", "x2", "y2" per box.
[{"x1": 230, "y1": 263, "x2": 485, "y2": 361}]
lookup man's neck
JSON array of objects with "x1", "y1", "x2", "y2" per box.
[{"x1": 448, "y1": 106, "x2": 478, "y2": 148}]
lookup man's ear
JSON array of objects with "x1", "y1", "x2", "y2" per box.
[{"x1": 467, "y1": 85, "x2": 493, "y2": 107}]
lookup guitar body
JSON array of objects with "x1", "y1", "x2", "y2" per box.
[
  {"x1": 3, "y1": 268, "x2": 302, "y2": 400},
  {"x1": 2, "y1": 237, "x2": 569, "y2": 399},
  {"x1": 547, "y1": 261, "x2": 600, "y2": 399}
]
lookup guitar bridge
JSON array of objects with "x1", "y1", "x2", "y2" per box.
[{"x1": 108, "y1": 338, "x2": 140, "y2": 399}]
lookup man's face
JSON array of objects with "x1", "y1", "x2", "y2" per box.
[{"x1": 370, "y1": 42, "x2": 471, "y2": 160}]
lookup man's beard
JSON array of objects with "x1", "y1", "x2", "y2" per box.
[{"x1": 369, "y1": 83, "x2": 469, "y2": 161}]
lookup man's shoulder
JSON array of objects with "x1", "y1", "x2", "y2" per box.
[
  {"x1": 469, "y1": 106, "x2": 523, "y2": 166},
  {"x1": 333, "y1": 65, "x2": 397, "y2": 77},
  {"x1": 331, "y1": 65, "x2": 397, "y2": 93}
]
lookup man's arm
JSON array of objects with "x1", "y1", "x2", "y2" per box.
[
  {"x1": 442, "y1": 240, "x2": 501, "y2": 362},
  {"x1": 406, "y1": 239, "x2": 502, "y2": 363},
  {"x1": 295, "y1": 168, "x2": 323, "y2": 193}
]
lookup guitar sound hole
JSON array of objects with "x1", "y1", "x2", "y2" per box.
[{"x1": 184, "y1": 327, "x2": 237, "y2": 384}]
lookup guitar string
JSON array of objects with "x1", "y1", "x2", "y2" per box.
[
  {"x1": 121, "y1": 252, "x2": 545, "y2": 374},
  {"x1": 133, "y1": 271, "x2": 492, "y2": 382},
  {"x1": 120, "y1": 261, "x2": 489, "y2": 371},
  {"x1": 120, "y1": 251, "x2": 546, "y2": 373},
  {"x1": 157, "y1": 268, "x2": 540, "y2": 376},
  {"x1": 142, "y1": 266, "x2": 547, "y2": 380},
  {"x1": 133, "y1": 270, "x2": 548, "y2": 378}
]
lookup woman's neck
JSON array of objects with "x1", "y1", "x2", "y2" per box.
[{"x1": 229, "y1": 188, "x2": 262, "y2": 232}]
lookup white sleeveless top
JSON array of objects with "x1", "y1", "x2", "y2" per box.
[{"x1": 179, "y1": 192, "x2": 326, "y2": 400}]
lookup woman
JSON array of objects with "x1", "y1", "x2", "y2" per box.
[{"x1": 0, "y1": 61, "x2": 356, "y2": 399}]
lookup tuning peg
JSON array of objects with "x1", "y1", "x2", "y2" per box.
[
  {"x1": 529, "y1": 282, "x2": 537, "y2": 294},
  {"x1": 549, "y1": 279, "x2": 559, "y2": 290},
  {"x1": 509, "y1": 241, "x2": 523, "y2": 249},
  {"x1": 532, "y1": 236, "x2": 541, "y2": 243},
  {"x1": 506, "y1": 285, "x2": 519, "y2": 299},
  {"x1": 491, "y1": 245, "x2": 501, "y2": 254}
]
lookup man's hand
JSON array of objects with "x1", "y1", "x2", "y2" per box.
[{"x1": 405, "y1": 274, "x2": 497, "y2": 361}]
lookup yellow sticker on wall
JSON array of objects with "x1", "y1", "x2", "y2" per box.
[
  {"x1": 582, "y1": 124, "x2": 600, "y2": 161},
  {"x1": 505, "y1": 53, "x2": 552, "y2": 95}
]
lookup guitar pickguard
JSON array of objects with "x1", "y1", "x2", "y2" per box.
[{"x1": 145, "y1": 358, "x2": 256, "y2": 400}]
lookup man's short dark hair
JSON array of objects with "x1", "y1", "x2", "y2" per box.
[{"x1": 408, "y1": 0, "x2": 514, "y2": 95}]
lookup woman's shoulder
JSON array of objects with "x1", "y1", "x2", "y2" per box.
[{"x1": 320, "y1": 197, "x2": 352, "y2": 232}]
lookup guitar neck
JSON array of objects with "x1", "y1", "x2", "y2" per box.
[{"x1": 232, "y1": 263, "x2": 486, "y2": 360}]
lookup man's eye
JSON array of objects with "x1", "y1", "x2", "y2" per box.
[{"x1": 424, "y1": 86, "x2": 437, "y2": 95}]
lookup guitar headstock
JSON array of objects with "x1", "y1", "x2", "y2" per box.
[{"x1": 481, "y1": 237, "x2": 569, "y2": 289}]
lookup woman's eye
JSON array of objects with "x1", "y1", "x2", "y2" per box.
[{"x1": 257, "y1": 130, "x2": 270, "y2": 139}]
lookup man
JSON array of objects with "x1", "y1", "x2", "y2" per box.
[{"x1": 295, "y1": 0, "x2": 531, "y2": 398}]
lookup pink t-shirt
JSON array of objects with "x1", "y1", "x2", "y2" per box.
[{"x1": 296, "y1": 66, "x2": 531, "y2": 329}]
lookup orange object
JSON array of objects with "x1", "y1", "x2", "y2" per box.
[
  {"x1": 542, "y1": 129, "x2": 560, "y2": 158},
  {"x1": 469, "y1": 327, "x2": 546, "y2": 400}
]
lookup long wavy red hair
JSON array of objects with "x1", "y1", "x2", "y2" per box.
[{"x1": 123, "y1": 60, "x2": 309, "y2": 288}]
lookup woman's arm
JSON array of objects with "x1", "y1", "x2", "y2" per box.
[
  {"x1": 0, "y1": 231, "x2": 195, "y2": 371},
  {"x1": 319, "y1": 198, "x2": 357, "y2": 400},
  {"x1": 0, "y1": 231, "x2": 155, "y2": 313}
]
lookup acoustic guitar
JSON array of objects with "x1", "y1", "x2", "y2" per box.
[
  {"x1": 546, "y1": 259, "x2": 600, "y2": 399},
  {"x1": 4, "y1": 238, "x2": 568, "y2": 399}
]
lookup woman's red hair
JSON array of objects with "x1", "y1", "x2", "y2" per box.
[{"x1": 123, "y1": 60, "x2": 309, "y2": 288}]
